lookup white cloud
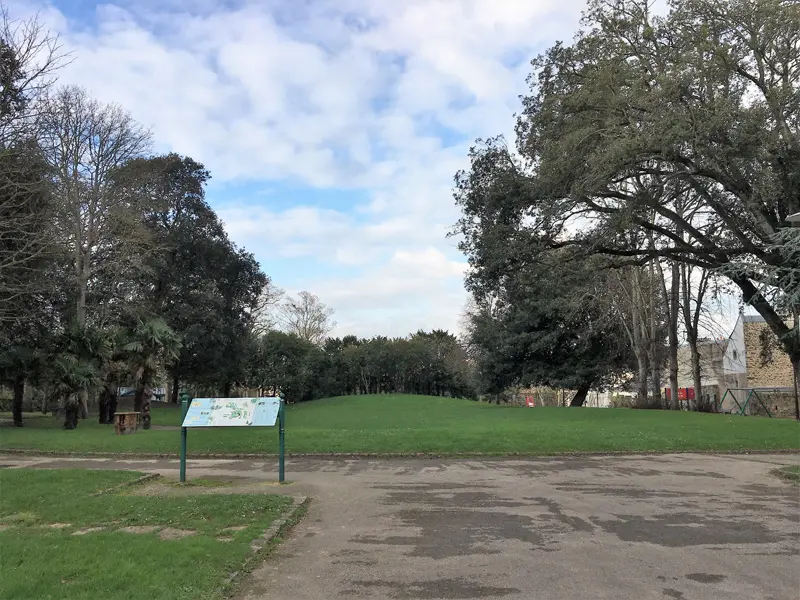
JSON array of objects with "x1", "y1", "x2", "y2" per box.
[
  {"x1": 391, "y1": 248, "x2": 467, "y2": 278},
  {"x1": 311, "y1": 247, "x2": 469, "y2": 337},
  {"x1": 17, "y1": 0, "x2": 588, "y2": 337},
  {"x1": 217, "y1": 205, "x2": 452, "y2": 267}
]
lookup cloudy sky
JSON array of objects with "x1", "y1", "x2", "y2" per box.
[{"x1": 18, "y1": 0, "x2": 590, "y2": 337}]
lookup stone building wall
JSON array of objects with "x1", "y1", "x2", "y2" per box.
[
  {"x1": 749, "y1": 390, "x2": 797, "y2": 419},
  {"x1": 743, "y1": 321, "x2": 795, "y2": 389}
]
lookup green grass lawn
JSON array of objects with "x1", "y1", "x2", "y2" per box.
[
  {"x1": 1, "y1": 394, "x2": 798, "y2": 456},
  {"x1": 0, "y1": 469, "x2": 292, "y2": 600}
]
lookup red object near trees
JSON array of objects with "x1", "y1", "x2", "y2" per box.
[{"x1": 664, "y1": 388, "x2": 696, "y2": 401}]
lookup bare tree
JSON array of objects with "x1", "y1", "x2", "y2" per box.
[
  {"x1": 278, "y1": 291, "x2": 335, "y2": 345},
  {"x1": 680, "y1": 263, "x2": 714, "y2": 410},
  {"x1": 0, "y1": 8, "x2": 69, "y2": 322},
  {"x1": 250, "y1": 280, "x2": 284, "y2": 337},
  {"x1": 651, "y1": 255, "x2": 681, "y2": 410},
  {"x1": 647, "y1": 260, "x2": 663, "y2": 407},
  {"x1": 0, "y1": 6, "x2": 70, "y2": 145},
  {"x1": 609, "y1": 263, "x2": 666, "y2": 407},
  {"x1": 40, "y1": 85, "x2": 152, "y2": 326}
]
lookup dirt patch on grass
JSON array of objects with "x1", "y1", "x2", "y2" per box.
[
  {"x1": 2, "y1": 511, "x2": 37, "y2": 524},
  {"x1": 133, "y1": 480, "x2": 288, "y2": 497},
  {"x1": 72, "y1": 527, "x2": 105, "y2": 535},
  {"x1": 91, "y1": 473, "x2": 160, "y2": 497},
  {"x1": 221, "y1": 525, "x2": 248, "y2": 533},
  {"x1": 163, "y1": 476, "x2": 235, "y2": 488},
  {"x1": 46, "y1": 523, "x2": 72, "y2": 529},
  {"x1": 158, "y1": 527, "x2": 196, "y2": 540},
  {"x1": 119, "y1": 525, "x2": 158, "y2": 534}
]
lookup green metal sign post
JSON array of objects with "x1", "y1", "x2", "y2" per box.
[
  {"x1": 179, "y1": 392, "x2": 189, "y2": 483},
  {"x1": 278, "y1": 398, "x2": 285, "y2": 483},
  {"x1": 179, "y1": 395, "x2": 286, "y2": 484}
]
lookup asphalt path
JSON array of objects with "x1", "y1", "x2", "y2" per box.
[{"x1": 2, "y1": 453, "x2": 798, "y2": 600}]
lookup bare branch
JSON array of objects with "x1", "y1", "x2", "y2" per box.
[{"x1": 277, "y1": 291, "x2": 336, "y2": 345}]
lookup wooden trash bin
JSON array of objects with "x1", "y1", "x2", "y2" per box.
[{"x1": 114, "y1": 412, "x2": 140, "y2": 435}]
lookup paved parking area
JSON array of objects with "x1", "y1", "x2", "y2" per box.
[{"x1": 3, "y1": 453, "x2": 799, "y2": 599}]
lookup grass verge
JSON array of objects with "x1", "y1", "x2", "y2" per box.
[
  {"x1": 1, "y1": 394, "x2": 799, "y2": 456},
  {"x1": 0, "y1": 468, "x2": 293, "y2": 600},
  {"x1": 771, "y1": 464, "x2": 800, "y2": 484}
]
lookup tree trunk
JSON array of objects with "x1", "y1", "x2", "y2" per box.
[
  {"x1": 630, "y1": 286, "x2": 649, "y2": 408},
  {"x1": 98, "y1": 388, "x2": 109, "y2": 424},
  {"x1": 78, "y1": 390, "x2": 89, "y2": 419},
  {"x1": 668, "y1": 261, "x2": 680, "y2": 410},
  {"x1": 681, "y1": 263, "x2": 704, "y2": 411},
  {"x1": 649, "y1": 344, "x2": 662, "y2": 408},
  {"x1": 690, "y1": 342, "x2": 703, "y2": 412},
  {"x1": 136, "y1": 367, "x2": 155, "y2": 430},
  {"x1": 63, "y1": 396, "x2": 79, "y2": 430},
  {"x1": 98, "y1": 384, "x2": 118, "y2": 424},
  {"x1": 74, "y1": 250, "x2": 88, "y2": 425},
  {"x1": 12, "y1": 376, "x2": 24, "y2": 427},
  {"x1": 76, "y1": 280, "x2": 87, "y2": 325},
  {"x1": 569, "y1": 382, "x2": 592, "y2": 407},
  {"x1": 109, "y1": 391, "x2": 118, "y2": 423},
  {"x1": 223, "y1": 381, "x2": 232, "y2": 397},
  {"x1": 75, "y1": 240, "x2": 91, "y2": 324},
  {"x1": 133, "y1": 387, "x2": 145, "y2": 413},
  {"x1": 171, "y1": 372, "x2": 179, "y2": 404},
  {"x1": 792, "y1": 357, "x2": 800, "y2": 421},
  {"x1": 646, "y1": 260, "x2": 661, "y2": 408},
  {"x1": 636, "y1": 352, "x2": 648, "y2": 408},
  {"x1": 141, "y1": 387, "x2": 152, "y2": 429}
]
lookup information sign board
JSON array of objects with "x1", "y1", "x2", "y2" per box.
[
  {"x1": 181, "y1": 397, "x2": 280, "y2": 427},
  {"x1": 178, "y1": 395, "x2": 286, "y2": 483}
]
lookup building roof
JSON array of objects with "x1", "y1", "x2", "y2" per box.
[
  {"x1": 742, "y1": 314, "x2": 766, "y2": 323},
  {"x1": 741, "y1": 313, "x2": 795, "y2": 326}
]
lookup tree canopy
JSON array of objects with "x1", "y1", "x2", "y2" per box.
[
  {"x1": 454, "y1": 0, "x2": 799, "y2": 407},
  {"x1": 246, "y1": 329, "x2": 477, "y2": 403}
]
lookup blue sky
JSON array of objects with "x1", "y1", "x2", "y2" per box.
[{"x1": 18, "y1": 0, "x2": 591, "y2": 337}]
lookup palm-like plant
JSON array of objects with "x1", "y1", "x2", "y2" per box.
[
  {"x1": 97, "y1": 327, "x2": 129, "y2": 425},
  {"x1": 46, "y1": 324, "x2": 113, "y2": 429},
  {"x1": 49, "y1": 354, "x2": 102, "y2": 429},
  {"x1": 123, "y1": 318, "x2": 181, "y2": 429}
]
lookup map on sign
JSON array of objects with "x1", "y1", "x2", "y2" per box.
[{"x1": 181, "y1": 397, "x2": 280, "y2": 427}]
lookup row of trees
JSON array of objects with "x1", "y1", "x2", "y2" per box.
[
  {"x1": 0, "y1": 12, "x2": 272, "y2": 427},
  {"x1": 455, "y1": 0, "x2": 799, "y2": 417},
  {"x1": 248, "y1": 330, "x2": 475, "y2": 402},
  {"x1": 0, "y1": 13, "x2": 254, "y2": 427}
]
